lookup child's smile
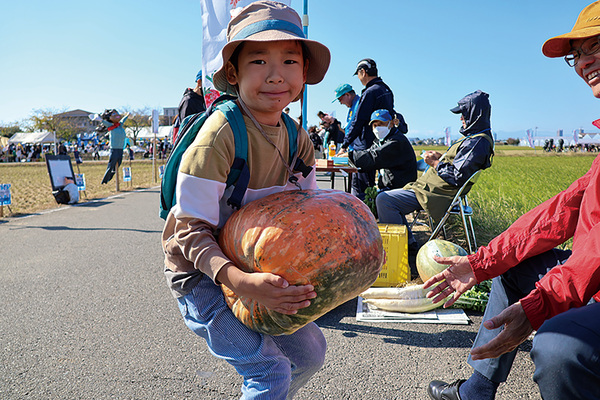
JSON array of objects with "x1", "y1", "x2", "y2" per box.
[{"x1": 227, "y1": 40, "x2": 307, "y2": 126}]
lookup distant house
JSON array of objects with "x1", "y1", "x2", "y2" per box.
[{"x1": 54, "y1": 109, "x2": 95, "y2": 133}]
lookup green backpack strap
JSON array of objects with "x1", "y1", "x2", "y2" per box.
[
  {"x1": 282, "y1": 113, "x2": 312, "y2": 179},
  {"x1": 217, "y1": 101, "x2": 249, "y2": 209}
]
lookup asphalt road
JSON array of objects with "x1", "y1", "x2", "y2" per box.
[{"x1": 0, "y1": 175, "x2": 539, "y2": 399}]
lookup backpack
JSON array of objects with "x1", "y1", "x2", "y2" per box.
[{"x1": 159, "y1": 96, "x2": 311, "y2": 220}]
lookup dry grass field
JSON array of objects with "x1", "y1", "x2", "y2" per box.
[{"x1": 0, "y1": 159, "x2": 166, "y2": 217}]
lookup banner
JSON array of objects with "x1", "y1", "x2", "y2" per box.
[
  {"x1": 444, "y1": 127, "x2": 451, "y2": 146},
  {"x1": 75, "y1": 174, "x2": 86, "y2": 191},
  {"x1": 573, "y1": 129, "x2": 579, "y2": 145},
  {"x1": 199, "y1": 0, "x2": 291, "y2": 107},
  {"x1": 526, "y1": 129, "x2": 535, "y2": 148},
  {"x1": 123, "y1": 167, "x2": 132, "y2": 182},
  {"x1": 0, "y1": 183, "x2": 11, "y2": 205}
]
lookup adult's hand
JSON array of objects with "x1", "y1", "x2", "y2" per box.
[
  {"x1": 423, "y1": 151, "x2": 442, "y2": 167},
  {"x1": 423, "y1": 255, "x2": 477, "y2": 307},
  {"x1": 470, "y1": 302, "x2": 533, "y2": 360}
]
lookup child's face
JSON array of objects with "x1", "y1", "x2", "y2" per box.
[
  {"x1": 109, "y1": 112, "x2": 121, "y2": 124},
  {"x1": 226, "y1": 40, "x2": 307, "y2": 125}
]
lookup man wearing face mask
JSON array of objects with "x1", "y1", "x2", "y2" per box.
[
  {"x1": 376, "y1": 90, "x2": 494, "y2": 253},
  {"x1": 339, "y1": 109, "x2": 416, "y2": 192}
]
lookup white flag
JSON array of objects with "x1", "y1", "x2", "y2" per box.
[{"x1": 199, "y1": 0, "x2": 291, "y2": 107}]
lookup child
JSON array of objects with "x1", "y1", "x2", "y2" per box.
[{"x1": 161, "y1": 2, "x2": 331, "y2": 399}]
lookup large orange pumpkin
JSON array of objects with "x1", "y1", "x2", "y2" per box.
[{"x1": 218, "y1": 189, "x2": 384, "y2": 335}]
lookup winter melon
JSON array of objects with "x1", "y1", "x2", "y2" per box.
[{"x1": 416, "y1": 239, "x2": 468, "y2": 282}]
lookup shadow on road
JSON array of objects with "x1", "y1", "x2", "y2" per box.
[{"x1": 12, "y1": 225, "x2": 162, "y2": 234}]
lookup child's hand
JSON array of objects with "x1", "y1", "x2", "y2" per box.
[{"x1": 238, "y1": 272, "x2": 317, "y2": 315}]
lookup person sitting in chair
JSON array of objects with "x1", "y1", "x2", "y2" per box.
[{"x1": 376, "y1": 90, "x2": 494, "y2": 254}]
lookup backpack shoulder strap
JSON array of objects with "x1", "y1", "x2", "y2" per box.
[
  {"x1": 215, "y1": 101, "x2": 249, "y2": 209},
  {"x1": 282, "y1": 113, "x2": 312, "y2": 178}
]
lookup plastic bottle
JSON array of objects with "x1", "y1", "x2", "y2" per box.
[{"x1": 329, "y1": 143, "x2": 336, "y2": 158}]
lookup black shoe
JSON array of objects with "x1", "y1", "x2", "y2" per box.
[{"x1": 427, "y1": 379, "x2": 465, "y2": 400}]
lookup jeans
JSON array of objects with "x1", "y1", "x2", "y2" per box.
[
  {"x1": 375, "y1": 189, "x2": 422, "y2": 245},
  {"x1": 468, "y1": 249, "x2": 600, "y2": 399},
  {"x1": 101, "y1": 148, "x2": 123, "y2": 184},
  {"x1": 531, "y1": 302, "x2": 600, "y2": 399},
  {"x1": 177, "y1": 275, "x2": 326, "y2": 400}
]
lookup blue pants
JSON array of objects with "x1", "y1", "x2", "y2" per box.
[
  {"x1": 469, "y1": 249, "x2": 600, "y2": 399},
  {"x1": 177, "y1": 275, "x2": 326, "y2": 400},
  {"x1": 375, "y1": 189, "x2": 422, "y2": 245},
  {"x1": 101, "y1": 148, "x2": 123, "y2": 184}
]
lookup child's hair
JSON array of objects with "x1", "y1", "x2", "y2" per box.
[{"x1": 101, "y1": 109, "x2": 118, "y2": 122}]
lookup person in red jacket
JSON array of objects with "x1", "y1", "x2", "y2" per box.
[{"x1": 424, "y1": 3, "x2": 600, "y2": 400}]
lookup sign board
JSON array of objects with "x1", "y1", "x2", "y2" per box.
[
  {"x1": 123, "y1": 167, "x2": 132, "y2": 182},
  {"x1": 152, "y1": 110, "x2": 159, "y2": 134},
  {"x1": 0, "y1": 184, "x2": 11, "y2": 206},
  {"x1": 75, "y1": 174, "x2": 86, "y2": 191},
  {"x1": 44, "y1": 154, "x2": 75, "y2": 191}
]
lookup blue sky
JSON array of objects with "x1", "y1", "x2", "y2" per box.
[{"x1": 1, "y1": 0, "x2": 599, "y2": 140}]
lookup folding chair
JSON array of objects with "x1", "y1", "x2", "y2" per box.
[{"x1": 412, "y1": 170, "x2": 480, "y2": 253}]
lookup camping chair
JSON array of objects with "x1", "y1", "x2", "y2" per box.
[{"x1": 412, "y1": 170, "x2": 481, "y2": 253}]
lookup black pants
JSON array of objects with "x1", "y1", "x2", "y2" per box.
[
  {"x1": 351, "y1": 170, "x2": 375, "y2": 200},
  {"x1": 101, "y1": 148, "x2": 123, "y2": 184}
]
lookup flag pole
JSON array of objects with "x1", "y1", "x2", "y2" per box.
[{"x1": 302, "y1": 0, "x2": 308, "y2": 131}]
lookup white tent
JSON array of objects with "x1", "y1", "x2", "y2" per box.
[
  {"x1": 126, "y1": 126, "x2": 172, "y2": 140},
  {"x1": 9, "y1": 131, "x2": 56, "y2": 144}
]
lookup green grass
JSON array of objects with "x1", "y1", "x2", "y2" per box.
[
  {"x1": 0, "y1": 159, "x2": 165, "y2": 216},
  {"x1": 466, "y1": 153, "x2": 595, "y2": 246}
]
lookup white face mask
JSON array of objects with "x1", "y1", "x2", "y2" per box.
[{"x1": 373, "y1": 125, "x2": 390, "y2": 141}]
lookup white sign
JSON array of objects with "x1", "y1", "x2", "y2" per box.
[
  {"x1": 152, "y1": 110, "x2": 159, "y2": 134},
  {"x1": 123, "y1": 167, "x2": 132, "y2": 182},
  {"x1": 0, "y1": 183, "x2": 11, "y2": 205},
  {"x1": 75, "y1": 174, "x2": 86, "y2": 191}
]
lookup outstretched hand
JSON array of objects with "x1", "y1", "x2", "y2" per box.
[
  {"x1": 470, "y1": 302, "x2": 533, "y2": 360},
  {"x1": 233, "y1": 272, "x2": 317, "y2": 315},
  {"x1": 423, "y1": 255, "x2": 477, "y2": 308}
]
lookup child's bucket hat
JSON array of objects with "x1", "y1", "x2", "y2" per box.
[
  {"x1": 213, "y1": 0, "x2": 331, "y2": 94},
  {"x1": 543, "y1": 1, "x2": 600, "y2": 57}
]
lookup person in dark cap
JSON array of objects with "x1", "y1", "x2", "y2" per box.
[
  {"x1": 172, "y1": 69, "x2": 207, "y2": 143},
  {"x1": 340, "y1": 58, "x2": 408, "y2": 200},
  {"x1": 424, "y1": 3, "x2": 600, "y2": 399},
  {"x1": 376, "y1": 90, "x2": 494, "y2": 255}
]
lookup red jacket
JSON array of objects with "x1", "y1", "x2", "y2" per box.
[{"x1": 468, "y1": 155, "x2": 600, "y2": 330}]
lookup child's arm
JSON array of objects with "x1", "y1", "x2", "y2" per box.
[{"x1": 216, "y1": 264, "x2": 317, "y2": 315}]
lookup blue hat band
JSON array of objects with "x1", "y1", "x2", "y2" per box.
[{"x1": 232, "y1": 19, "x2": 305, "y2": 41}]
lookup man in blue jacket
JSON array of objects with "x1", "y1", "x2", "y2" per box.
[{"x1": 339, "y1": 58, "x2": 408, "y2": 200}]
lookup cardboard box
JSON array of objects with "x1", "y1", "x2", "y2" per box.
[
  {"x1": 316, "y1": 159, "x2": 333, "y2": 168},
  {"x1": 372, "y1": 224, "x2": 410, "y2": 287}
]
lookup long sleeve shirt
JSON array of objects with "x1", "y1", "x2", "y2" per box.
[{"x1": 468, "y1": 155, "x2": 600, "y2": 330}]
